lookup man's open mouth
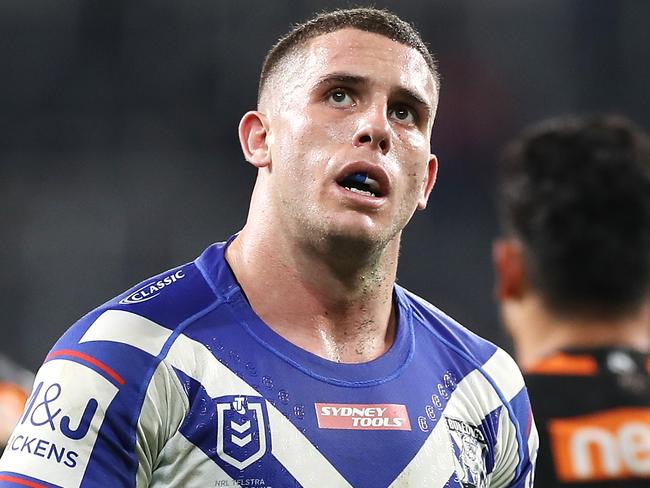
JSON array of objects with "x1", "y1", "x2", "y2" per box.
[{"x1": 337, "y1": 172, "x2": 383, "y2": 198}]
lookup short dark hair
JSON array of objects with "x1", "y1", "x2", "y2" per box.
[
  {"x1": 498, "y1": 115, "x2": 650, "y2": 318},
  {"x1": 258, "y1": 7, "x2": 439, "y2": 104}
]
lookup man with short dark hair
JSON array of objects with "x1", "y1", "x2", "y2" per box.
[
  {"x1": 494, "y1": 114, "x2": 650, "y2": 487},
  {"x1": 0, "y1": 8, "x2": 536, "y2": 487}
]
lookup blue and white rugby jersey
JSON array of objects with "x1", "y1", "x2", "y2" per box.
[{"x1": 0, "y1": 238, "x2": 537, "y2": 488}]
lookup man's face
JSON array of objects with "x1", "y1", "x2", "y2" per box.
[{"x1": 260, "y1": 28, "x2": 438, "y2": 249}]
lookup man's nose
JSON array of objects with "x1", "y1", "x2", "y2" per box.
[{"x1": 352, "y1": 105, "x2": 391, "y2": 155}]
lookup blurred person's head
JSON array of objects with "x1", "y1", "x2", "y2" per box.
[{"x1": 493, "y1": 115, "x2": 650, "y2": 363}]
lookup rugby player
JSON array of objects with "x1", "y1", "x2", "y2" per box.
[
  {"x1": 494, "y1": 114, "x2": 650, "y2": 487},
  {"x1": 0, "y1": 8, "x2": 536, "y2": 487}
]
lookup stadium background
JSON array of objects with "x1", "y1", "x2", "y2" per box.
[{"x1": 1, "y1": 0, "x2": 649, "y2": 371}]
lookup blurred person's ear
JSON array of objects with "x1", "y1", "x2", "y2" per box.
[{"x1": 493, "y1": 239, "x2": 526, "y2": 301}]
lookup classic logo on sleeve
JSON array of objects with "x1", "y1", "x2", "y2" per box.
[
  {"x1": 0, "y1": 360, "x2": 119, "y2": 488},
  {"x1": 445, "y1": 417, "x2": 488, "y2": 488},
  {"x1": 548, "y1": 407, "x2": 650, "y2": 482},
  {"x1": 315, "y1": 403, "x2": 411, "y2": 430},
  {"x1": 216, "y1": 395, "x2": 270, "y2": 471},
  {"x1": 119, "y1": 270, "x2": 185, "y2": 305}
]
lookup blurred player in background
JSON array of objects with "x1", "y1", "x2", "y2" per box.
[
  {"x1": 0, "y1": 7, "x2": 536, "y2": 487},
  {"x1": 494, "y1": 114, "x2": 650, "y2": 486},
  {"x1": 0, "y1": 355, "x2": 33, "y2": 455}
]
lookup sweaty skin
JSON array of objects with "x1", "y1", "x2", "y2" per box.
[{"x1": 228, "y1": 29, "x2": 438, "y2": 363}]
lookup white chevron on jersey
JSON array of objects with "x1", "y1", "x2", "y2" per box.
[
  {"x1": 527, "y1": 416, "x2": 538, "y2": 462},
  {"x1": 150, "y1": 434, "x2": 235, "y2": 487},
  {"x1": 134, "y1": 361, "x2": 188, "y2": 486},
  {"x1": 389, "y1": 349, "x2": 527, "y2": 487},
  {"x1": 388, "y1": 416, "x2": 455, "y2": 487},
  {"x1": 265, "y1": 406, "x2": 353, "y2": 488},
  {"x1": 166, "y1": 333, "x2": 354, "y2": 487},
  {"x1": 491, "y1": 402, "x2": 517, "y2": 488},
  {"x1": 77, "y1": 309, "x2": 533, "y2": 488},
  {"x1": 80, "y1": 310, "x2": 172, "y2": 357},
  {"x1": 482, "y1": 348, "x2": 525, "y2": 400},
  {"x1": 80, "y1": 311, "x2": 354, "y2": 487},
  {"x1": 486, "y1": 348, "x2": 539, "y2": 486}
]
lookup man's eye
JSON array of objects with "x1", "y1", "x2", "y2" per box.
[
  {"x1": 389, "y1": 106, "x2": 417, "y2": 125},
  {"x1": 328, "y1": 90, "x2": 353, "y2": 106}
]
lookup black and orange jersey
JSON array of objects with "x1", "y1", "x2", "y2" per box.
[
  {"x1": 0, "y1": 355, "x2": 34, "y2": 454},
  {"x1": 525, "y1": 347, "x2": 650, "y2": 487}
]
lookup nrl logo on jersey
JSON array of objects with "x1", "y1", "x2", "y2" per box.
[
  {"x1": 445, "y1": 417, "x2": 489, "y2": 488},
  {"x1": 216, "y1": 395, "x2": 270, "y2": 470}
]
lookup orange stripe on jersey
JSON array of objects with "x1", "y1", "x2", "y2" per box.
[
  {"x1": 526, "y1": 353, "x2": 598, "y2": 376},
  {"x1": 646, "y1": 357, "x2": 650, "y2": 375},
  {"x1": 548, "y1": 407, "x2": 650, "y2": 482},
  {"x1": 0, "y1": 382, "x2": 28, "y2": 411},
  {"x1": 0, "y1": 382, "x2": 29, "y2": 442}
]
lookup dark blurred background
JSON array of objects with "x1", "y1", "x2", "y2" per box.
[{"x1": 2, "y1": 0, "x2": 649, "y2": 371}]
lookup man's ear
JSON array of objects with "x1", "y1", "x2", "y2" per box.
[
  {"x1": 493, "y1": 238, "x2": 526, "y2": 301},
  {"x1": 238, "y1": 111, "x2": 271, "y2": 168},
  {"x1": 417, "y1": 154, "x2": 438, "y2": 210}
]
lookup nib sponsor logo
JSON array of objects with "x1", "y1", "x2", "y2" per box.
[
  {"x1": 119, "y1": 270, "x2": 185, "y2": 305},
  {"x1": 316, "y1": 403, "x2": 411, "y2": 431}
]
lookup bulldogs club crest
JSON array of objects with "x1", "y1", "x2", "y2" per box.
[
  {"x1": 216, "y1": 395, "x2": 270, "y2": 470},
  {"x1": 445, "y1": 417, "x2": 489, "y2": 488}
]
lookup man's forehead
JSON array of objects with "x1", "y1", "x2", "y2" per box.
[
  {"x1": 304, "y1": 29, "x2": 429, "y2": 73},
  {"x1": 303, "y1": 29, "x2": 434, "y2": 93},
  {"x1": 260, "y1": 28, "x2": 437, "y2": 111}
]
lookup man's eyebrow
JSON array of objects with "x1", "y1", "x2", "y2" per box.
[
  {"x1": 312, "y1": 72, "x2": 368, "y2": 90},
  {"x1": 393, "y1": 87, "x2": 433, "y2": 120}
]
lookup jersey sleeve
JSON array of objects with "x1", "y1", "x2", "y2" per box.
[
  {"x1": 0, "y1": 309, "x2": 184, "y2": 488},
  {"x1": 486, "y1": 349, "x2": 538, "y2": 488}
]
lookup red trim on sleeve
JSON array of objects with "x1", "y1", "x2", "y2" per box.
[
  {"x1": 46, "y1": 349, "x2": 125, "y2": 385},
  {"x1": 0, "y1": 475, "x2": 49, "y2": 488}
]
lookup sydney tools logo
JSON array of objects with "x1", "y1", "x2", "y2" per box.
[{"x1": 315, "y1": 403, "x2": 411, "y2": 430}]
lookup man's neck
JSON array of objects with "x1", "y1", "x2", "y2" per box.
[
  {"x1": 225, "y1": 226, "x2": 399, "y2": 363},
  {"x1": 505, "y1": 296, "x2": 650, "y2": 370}
]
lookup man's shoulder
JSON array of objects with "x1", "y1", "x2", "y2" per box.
[
  {"x1": 49, "y1": 242, "x2": 235, "y2": 367},
  {"x1": 109, "y1": 259, "x2": 216, "y2": 330},
  {"x1": 75, "y1": 263, "x2": 210, "y2": 342},
  {"x1": 0, "y1": 251, "x2": 226, "y2": 487},
  {"x1": 398, "y1": 286, "x2": 528, "y2": 397},
  {"x1": 398, "y1": 286, "x2": 537, "y2": 482},
  {"x1": 397, "y1": 286, "x2": 500, "y2": 362}
]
